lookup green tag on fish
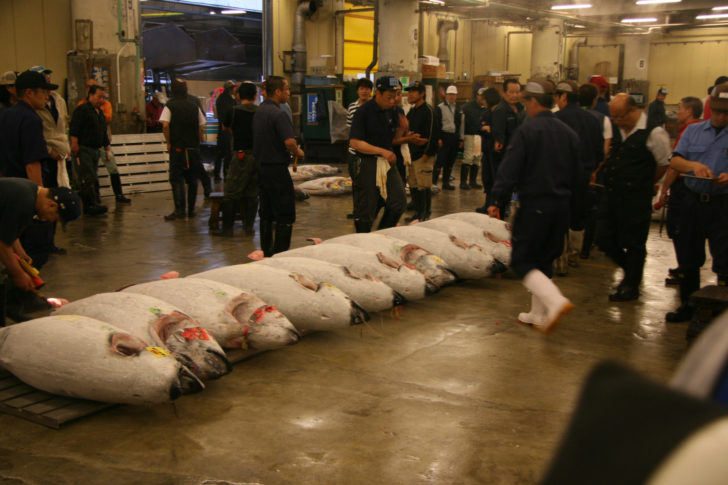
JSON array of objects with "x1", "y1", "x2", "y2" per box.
[
  {"x1": 149, "y1": 307, "x2": 162, "y2": 315},
  {"x1": 215, "y1": 291, "x2": 227, "y2": 297}
]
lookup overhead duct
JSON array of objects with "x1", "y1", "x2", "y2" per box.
[
  {"x1": 437, "y1": 19, "x2": 459, "y2": 71},
  {"x1": 292, "y1": 1, "x2": 318, "y2": 93}
]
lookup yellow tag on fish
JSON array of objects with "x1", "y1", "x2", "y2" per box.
[
  {"x1": 432, "y1": 256, "x2": 444, "y2": 264},
  {"x1": 146, "y1": 347, "x2": 171, "y2": 358}
]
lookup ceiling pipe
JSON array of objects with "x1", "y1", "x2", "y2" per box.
[
  {"x1": 365, "y1": 0, "x2": 379, "y2": 78},
  {"x1": 437, "y1": 19, "x2": 459, "y2": 71}
]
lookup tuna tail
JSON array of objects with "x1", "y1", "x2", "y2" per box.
[
  {"x1": 425, "y1": 277, "x2": 441, "y2": 296},
  {"x1": 349, "y1": 300, "x2": 370, "y2": 325},
  {"x1": 392, "y1": 290, "x2": 407, "y2": 307},
  {"x1": 173, "y1": 365, "x2": 205, "y2": 399},
  {"x1": 203, "y1": 349, "x2": 232, "y2": 380}
]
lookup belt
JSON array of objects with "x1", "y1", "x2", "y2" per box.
[{"x1": 688, "y1": 190, "x2": 728, "y2": 203}]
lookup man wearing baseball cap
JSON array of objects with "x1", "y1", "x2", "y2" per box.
[
  {"x1": 349, "y1": 75, "x2": 407, "y2": 232},
  {"x1": 404, "y1": 81, "x2": 437, "y2": 221},
  {"x1": 0, "y1": 177, "x2": 81, "y2": 323},
  {"x1": 488, "y1": 79, "x2": 582, "y2": 334},
  {"x1": 665, "y1": 82, "x2": 728, "y2": 324},
  {"x1": 433, "y1": 84, "x2": 462, "y2": 190},
  {"x1": 0, "y1": 71, "x2": 17, "y2": 113},
  {"x1": 647, "y1": 87, "x2": 668, "y2": 130}
]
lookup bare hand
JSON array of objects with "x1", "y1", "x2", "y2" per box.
[
  {"x1": 71, "y1": 142, "x2": 79, "y2": 155},
  {"x1": 658, "y1": 188, "x2": 669, "y2": 206},
  {"x1": 714, "y1": 172, "x2": 728, "y2": 188},
  {"x1": 487, "y1": 206, "x2": 501, "y2": 219},
  {"x1": 494, "y1": 141, "x2": 503, "y2": 152},
  {"x1": 438, "y1": 140, "x2": 443, "y2": 149},
  {"x1": 296, "y1": 148, "x2": 305, "y2": 159},
  {"x1": 381, "y1": 150, "x2": 397, "y2": 164},
  {"x1": 692, "y1": 162, "x2": 714, "y2": 179}
]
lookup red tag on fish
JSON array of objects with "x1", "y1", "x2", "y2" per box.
[
  {"x1": 181, "y1": 328, "x2": 211, "y2": 341},
  {"x1": 237, "y1": 151, "x2": 245, "y2": 160},
  {"x1": 252, "y1": 305, "x2": 278, "y2": 323}
]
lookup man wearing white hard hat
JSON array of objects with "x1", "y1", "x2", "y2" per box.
[{"x1": 433, "y1": 84, "x2": 462, "y2": 190}]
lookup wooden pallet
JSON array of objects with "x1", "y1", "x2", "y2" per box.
[{"x1": 98, "y1": 133, "x2": 170, "y2": 197}]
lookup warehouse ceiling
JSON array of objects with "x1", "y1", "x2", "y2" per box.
[{"x1": 418, "y1": 0, "x2": 728, "y2": 33}]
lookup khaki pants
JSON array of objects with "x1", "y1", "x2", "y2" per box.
[{"x1": 407, "y1": 155, "x2": 434, "y2": 190}]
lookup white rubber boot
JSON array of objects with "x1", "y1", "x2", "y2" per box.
[
  {"x1": 522, "y1": 269, "x2": 574, "y2": 334},
  {"x1": 518, "y1": 293, "x2": 546, "y2": 325}
]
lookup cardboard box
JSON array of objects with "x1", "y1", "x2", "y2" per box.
[{"x1": 422, "y1": 64, "x2": 446, "y2": 79}]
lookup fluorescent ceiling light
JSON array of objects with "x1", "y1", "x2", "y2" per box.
[
  {"x1": 420, "y1": 0, "x2": 445, "y2": 4},
  {"x1": 621, "y1": 17, "x2": 658, "y2": 22},
  {"x1": 551, "y1": 4, "x2": 592, "y2": 9},
  {"x1": 635, "y1": 0, "x2": 681, "y2": 5},
  {"x1": 573, "y1": 24, "x2": 586, "y2": 28},
  {"x1": 712, "y1": 6, "x2": 728, "y2": 10},
  {"x1": 697, "y1": 13, "x2": 728, "y2": 19},
  {"x1": 221, "y1": 9, "x2": 247, "y2": 14}
]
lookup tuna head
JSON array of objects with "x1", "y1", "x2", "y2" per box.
[
  {"x1": 302, "y1": 275, "x2": 370, "y2": 326},
  {"x1": 342, "y1": 266, "x2": 406, "y2": 307},
  {"x1": 399, "y1": 244, "x2": 458, "y2": 288},
  {"x1": 227, "y1": 293, "x2": 300, "y2": 350},
  {"x1": 152, "y1": 311, "x2": 231, "y2": 381},
  {"x1": 109, "y1": 331, "x2": 205, "y2": 399},
  {"x1": 377, "y1": 252, "x2": 440, "y2": 296}
]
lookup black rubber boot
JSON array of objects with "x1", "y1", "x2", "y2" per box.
[
  {"x1": 243, "y1": 197, "x2": 258, "y2": 235},
  {"x1": 110, "y1": 173, "x2": 131, "y2": 203},
  {"x1": 460, "y1": 165, "x2": 470, "y2": 189},
  {"x1": 186, "y1": 180, "x2": 198, "y2": 217},
  {"x1": 406, "y1": 189, "x2": 421, "y2": 222},
  {"x1": 165, "y1": 180, "x2": 186, "y2": 220},
  {"x1": 272, "y1": 223, "x2": 293, "y2": 255},
  {"x1": 260, "y1": 219, "x2": 274, "y2": 256},
  {"x1": 212, "y1": 199, "x2": 235, "y2": 237},
  {"x1": 442, "y1": 165, "x2": 455, "y2": 190},
  {"x1": 354, "y1": 218, "x2": 371, "y2": 233},
  {"x1": 469, "y1": 164, "x2": 483, "y2": 189},
  {"x1": 423, "y1": 189, "x2": 432, "y2": 221},
  {"x1": 82, "y1": 190, "x2": 107, "y2": 216},
  {"x1": 666, "y1": 269, "x2": 700, "y2": 322}
]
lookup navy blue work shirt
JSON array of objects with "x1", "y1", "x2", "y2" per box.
[
  {"x1": 349, "y1": 98, "x2": 398, "y2": 155},
  {"x1": 0, "y1": 100, "x2": 49, "y2": 178},
  {"x1": 253, "y1": 100, "x2": 296, "y2": 166}
]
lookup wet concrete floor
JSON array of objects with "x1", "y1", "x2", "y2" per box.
[{"x1": 0, "y1": 170, "x2": 709, "y2": 484}]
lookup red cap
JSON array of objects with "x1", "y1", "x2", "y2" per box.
[{"x1": 588, "y1": 75, "x2": 609, "y2": 91}]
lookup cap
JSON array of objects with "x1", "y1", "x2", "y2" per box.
[
  {"x1": 446, "y1": 85, "x2": 458, "y2": 95},
  {"x1": 555, "y1": 80, "x2": 578, "y2": 93},
  {"x1": 375, "y1": 76, "x2": 402, "y2": 92},
  {"x1": 405, "y1": 81, "x2": 425, "y2": 93},
  {"x1": 15, "y1": 70, "x2": 58, "y2": 92},
  {"x1": 29, "y1": 65, "x2": 52, "y2": 74},
  {"x1": 657, "y1": 87, "x2": 668, "y2": 95},
  {"x1": 588, "y1": 75, "x2": 609, "y2": 91},
  {"x1": 524, "y1": 79, "x2": 554, "y2": 96},
  {"x1": 48, "y1": 187, "x2": 81, "y2": 229},
  {"x1": 224, "y1": 80, "x2": 236, "y2": 90},
  {"x1": 710, "y1": 82, "x2": 728, "y2": 111},
  {"x1": 476, "y1": 87, "x2": 486, "y2": 97},
  {"x1": 0, "y1": 71, "x2": 16, "y2": 86}
]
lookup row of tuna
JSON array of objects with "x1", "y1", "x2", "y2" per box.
[{"x1": 0, "y1": 212, "x2": 512, "y2": 406}]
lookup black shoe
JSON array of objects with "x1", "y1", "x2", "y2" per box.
[
  {"x1": 187, "y1": 212, "x2": 196, "y2": 218},
  {"x1": 443, "y1": 183, "x2": 455, "y2": 190},
  {"x1": 580, "y1": 250, "x2": 590, "y2": 259},
  {"x1": 212, "y1": 228, "x2": 233, "y2": 237},
  {"x1": 609, "y1": 286, "x2": 639, "y2": 302},
  {"x1": 666, "y1": 305, "x2": 694, "y2": 323},
  {"x1": 470, "y1": 183, "x2": 483, "y2": 190},
  {"x1": 346, "y1": 212, "x2": 354, "y2": 219},
  {"x1": 51, "y1": 246, "x2": 67, "y2": 255},
  {"x1": 115, "y1": 195, "x2": 132, "y2": 204},
  {"x1": 460, "y1": 183, "x2": 470, "y2": 190},
  {"x1": 84, "y1": 205, "x2": 108, "y2": 216},
  {"x1": 668, "y1": 267, "x2": 679, "y2": 277},
  {"x1": 164, "y1": 212, "x2": 184, "y2": 221},
  {"x1": 475, "y1": 205, "x2": 488, "y2": 214},
  {"x1": 665, "y1": 276, "x2": 680, "y2": 286}
]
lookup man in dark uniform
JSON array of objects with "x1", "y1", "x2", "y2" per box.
[
  {"x1": 433, "y1": 85, "x2": 461, "y2": 190},
  {"x1": 478, "y1": 87, "x2": 501, "y2": 204},
  {"x1": 487, "y1": 79, "x2": 581, "y2": 333},
  {"x1": 478, "y1": 78, "x2": 524, "y2": 214},
  {"x1": 460, "y1": 89, "x2": 485, "y2": 190},
  {"x1": 404, "y1": 81, "x2": 437, "y2": 222},
  {"x1": 0, "y1": 178, "x2": 80, "y2": 323},
  {"x1": 253, "y1": 76, "x2": 304, "y2": 256},
  {"x1": 69, "y1": 84, "x2": 111, "y2": 216},
  {"x1": 214, "y1": 80, "x2": 236, "y2": 181},
  {"x1": 647, "y1": 88, "x2": 668, "y2": 130},
  {"x1": 349, "y1": 76, "x2": 407, "y2": 233},
  {"x1": 160, "y1": 79, "x2": 207, "y2": 221},
  {"x1": 554, "y1": 80, "x2": 604, "y2": 270},
  {"x1": 214, "y1": 82, "x2": 259, "y2": 237},
  {"x1": 597, "y1": 93, "x2": 671, "y2": 301},
  {"x1": 665, "y1": 82, "x2": 728, "y2": 322}
]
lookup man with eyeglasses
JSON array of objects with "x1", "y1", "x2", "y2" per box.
[
  {"x1": 596, "y1": 93, "x2": 671, "y2": 302},
  {"x1": 665, "y1": 82, "x2": 728, "y2": 323}
]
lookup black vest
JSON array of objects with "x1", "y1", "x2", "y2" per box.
[
  {"x1": 604, "y1": 126, "x2": 656, "y2": 194},
  {"x1": 231, "y1": 105, "x2": 256, "y2": 151},
  {"x1": 166, "y1": 97, "x2": 200, "y2": 148}
]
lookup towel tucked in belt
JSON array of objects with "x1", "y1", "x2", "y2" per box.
[{"x1": 376, "y1": 156, "x2": 390, "y2": 200}]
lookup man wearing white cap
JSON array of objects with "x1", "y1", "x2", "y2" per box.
[
  {"x1": 433, "y1": 85, "x2": 462, "y2": 190},
  {"x1": 488, "y1": 79, "x2": 582, "y2": 333}
]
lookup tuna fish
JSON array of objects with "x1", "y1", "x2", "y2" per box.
[
  {"x1": 190, "y1": 265, "x2": 369, "y2": 331},
  {"x1": 253, "y1": 256, "x2": 404, "y2": 313},
  {"x1": 275, "y1": 243, "x2": 437, "y2": 300},
  {"x1": 440, "y1": 212, "x2": 512, "y2": 242},
  {"x1": 322, "y1": 233, "x2": 457, "y2": 288},
  {"x1": 297, "y1": 176, "x2": 352, "y2": 196},
  {"x1": 418, "y1": 217, "x2": 512, "y2": 268},
  {"x1": 289, "y1": 164, "x2": 341, "y2": 182},
  {"x1": 379, "y1": 225, "x2": 496, "y2": 280},
  {"x1": 122, "y1": 278, "x2": 299, "y2": 351},
  {"x1": 0, "y1": 315, "x2": 204, "y2": 404},
  {"x1": 54, "y1": 293, "x2": 231, "y2": 381}
]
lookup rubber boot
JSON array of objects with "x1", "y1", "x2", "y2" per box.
[
  {"x1": 469, "y1": 164, "x2": 483, "y2": 189},
  {"x1": 242, "y1": 197, "x2": 258, "y2": 235},
  {"x1": 187, "y1": 180, "x2": 198, "y2": 217},
  {"x1": 212, "y1": 199, "x2": 235, "y2": 237},
  {"x1": 94, "y1": 179, "x2": 102, "y2": 204},
  {"x1": 110, "y1": 173, "x2": 131, "y2": 203},
  {"x1": 260, "y1": 219, "x2": 274, "y2": 256},
  {"x1": 432, "y1": 166, "x2": 441, "y2": 186},
  {"x1": 459, "y1": 165, "x2": 471, "y2": 189},
  {"x1": 522, "y1": 269, "x2": 574, "y2": 334},
  {"x1": 518, "y1": 293, "x2": 546, "y2": 325},
  {"x1": 442, "y1": 165, "x2": 455, "y2": 190},
  {"x1": 354, "y1": 218, "x2": 371, "y2": 233},
  {"x1": 272, "y1": 223, "x2": 293, "y2": 255},
  {"x1": 405, "y1": 189, "x2": 421, "y2": 222},
  {"x1": 666, "y1": 269, "x2": 700, "y2": 322},
  {"x1": 423, "y1": 188, "x2": 432, "y2": 221},
  {"x1": 165, "y1": 180, "x2": 186, "y2": 220},
  {"x1": 82, "y1": 190, "x2": 107, "y2": 216}
]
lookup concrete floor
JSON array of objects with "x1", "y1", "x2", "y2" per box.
[{"x1": 0, "y1": 172, "x2": 705, "y2": 484}]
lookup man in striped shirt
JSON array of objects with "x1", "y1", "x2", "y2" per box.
[{"x1": 346, "y1": 78, "x2": 373, "y2": 218}]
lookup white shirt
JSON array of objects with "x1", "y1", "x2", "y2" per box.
[
  {"x1": 618, "y1": 111, "x2": 671, "y2": 166},
  {"x1": 602, "y1": 115, "x2": 613, "y2": 141},
  {"x1": 160, "y1": 106, "x2": 207, "y2": 126}
]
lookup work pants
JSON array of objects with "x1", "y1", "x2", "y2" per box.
[
  {"x1": 352, "y1": 156, "x2": 406, "y2": 232},
  {"x1": 169, "y1": 147, "x2": 202, "y2": 216},
  {"x1": 215, "y1": 130, "x2": 232, "y2": 179},
  {"x1": 258, "y1": 163, "x2": 295, "y2": 256},
  {"x1": 597, "y1": 190, "x2": 652, "y2": 288},
  {"x1": 433, "y1": 132, "x2": 459, "y2": 185},
  {"x1": 407, "y1": 155, "x2": 434, "y2": 190},
  {"x1": 75, "y1": 146, "x2": 103, "y2": 206}
]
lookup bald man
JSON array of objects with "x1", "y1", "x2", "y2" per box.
[{"x1": 596, "y1": 93, "x2": 671, "y2": 301}]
